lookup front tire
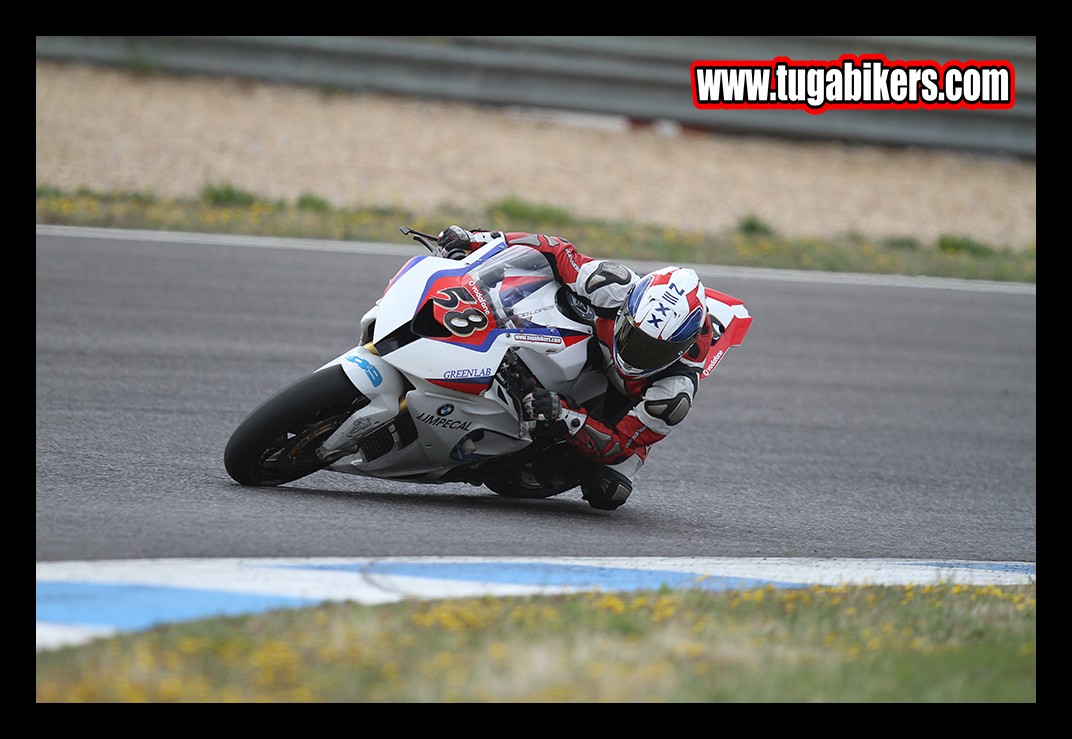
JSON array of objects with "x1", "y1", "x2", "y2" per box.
[{"x1": 224, "y1": 364, "x2": 366, "y2": 486}]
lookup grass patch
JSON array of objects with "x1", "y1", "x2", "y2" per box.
[
  {"x1": 36, "y1": 582, "x2": 1035, "y2": 703},
  {"x1": 200, "y1": 182, "x2": 258, "y2": 207},
  {"x1": 937, "y1": 234, "x2": 995, "y2": 257},
  {"x1": 882, "y1": 235, "x2": 923, "y2": 251},
  {"x1": 737, "y1": 213, "x2": 776, "y2": 237},
  {"x1": 487, "y1": 195, "x2": 577, "y2": 226},
  {"x1": 296, "y1": 192, "x2": 331, "y2": 212},
  {"x1": 35, "y1": 185, "x2": 1036, "y2": 284}
]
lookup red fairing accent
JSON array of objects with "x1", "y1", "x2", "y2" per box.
[
  {"x1": 426, "y1": 378, "x2": 490, "y2": 395},
  {"x1": 427, "y1": 274, "x2": 495, "y2": 347}
]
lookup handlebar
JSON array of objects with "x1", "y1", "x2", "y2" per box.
[{"x1": 399, "y1": 226, "x2": 439, "y2": 254}]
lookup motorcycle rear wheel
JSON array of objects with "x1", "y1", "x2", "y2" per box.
[
  {"x1": 224, "y1": 364, "x2": 366, "y2": 486},
  {"x1": 483, "y1": 461, "x2": 579, "y2": 499}
]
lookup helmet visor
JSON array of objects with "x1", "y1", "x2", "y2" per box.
[{"x1": 614, "y1": 310, "x2": 695, "y2": 375}]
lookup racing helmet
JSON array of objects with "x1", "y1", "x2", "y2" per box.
[{"x1": 612, "y1": 266, "x2": 707, "y2": 378}]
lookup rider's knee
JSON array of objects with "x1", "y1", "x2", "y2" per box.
[{"x1": 579, "y1": 462, "x2": 634, "y2": 510}]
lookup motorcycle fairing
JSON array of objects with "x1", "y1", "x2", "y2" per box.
[
  {"x1": 316, "y1": 344, "x2": 407, "y2": 462},
  {"x1": 374, "y1": 241, "x2": 593, "y2": 394}
]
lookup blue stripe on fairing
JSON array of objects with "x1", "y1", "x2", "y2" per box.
[
  {"x1": 905, "y1": 561, "x2": 1036, "y2": 575},
  {"x1": 36, "y1": 582, "x2": 317, "y2": 629},
  {"x1": 275, "y1": 561, "x2": 806, "y2": 592}
]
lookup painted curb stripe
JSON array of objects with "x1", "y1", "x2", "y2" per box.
[
  {"x1": 36, "y1": 582, "x2": 318, "y2": 630},
  {"x1": 35, "y1": 557, "x2": 1036, "y2": 652},
  {"x1": 279, "y1": 560, "x2": 803, "y2": 591}
]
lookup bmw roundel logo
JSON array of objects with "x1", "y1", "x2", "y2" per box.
[{"x1": 437, "y1": 403, "x2": 455, "y2": 417}]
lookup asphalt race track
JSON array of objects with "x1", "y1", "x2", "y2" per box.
[{"x1": 35, "y1": 226, "x2": 1036, "y2": 648}]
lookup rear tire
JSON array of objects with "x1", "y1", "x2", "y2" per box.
[
  {"x1": 483, "y1": 446, "x2": 582, "y2": 499},
  {"x1": 484, "y1": 464, "x2": 576, "y2": 499},
  {"x1": 224, "y1": 364, "x2": 366, "y2": 486}
]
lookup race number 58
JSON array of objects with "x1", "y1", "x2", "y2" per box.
[{"x1": 433, "y1": 286, "x2": 489, "y2": 337}]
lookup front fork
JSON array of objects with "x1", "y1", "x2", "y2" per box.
[{"x1": 316, "y1": 343, "x2": 405, "y2": 461}]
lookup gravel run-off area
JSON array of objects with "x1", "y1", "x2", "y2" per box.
[{"x1": 36, "y1": 60, "x2": 1036, "y2": 252}]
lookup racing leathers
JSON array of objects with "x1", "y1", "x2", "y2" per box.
[{"x1": 438, "y1": 227, "x2": 719, "y2": 510}]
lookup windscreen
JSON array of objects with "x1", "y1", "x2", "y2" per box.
[{"x1": 466, "y1": 246, "x2": 556, "y2": 330}]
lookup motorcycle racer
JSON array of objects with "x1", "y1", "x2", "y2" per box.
[{"x1": 435, "y1": 225, "x2": 722, "y2": 511}]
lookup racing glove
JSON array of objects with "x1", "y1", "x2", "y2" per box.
[
  {"x1": 436, "y1": 225, "x2": 472, "y2": 260},
  {"x1": 522, "y1": 386, "x2": 587, "y2": 440}
]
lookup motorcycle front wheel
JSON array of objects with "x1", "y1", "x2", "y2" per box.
[{"x1": 224, "y1": 364, "x2": 367, "y2": 486}]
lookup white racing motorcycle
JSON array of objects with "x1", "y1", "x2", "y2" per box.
[{"x1": 224, "y1": 228, "x2": 752, "y2": 499}]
